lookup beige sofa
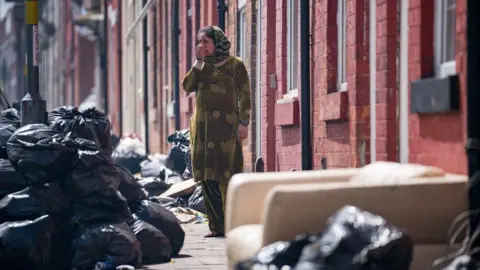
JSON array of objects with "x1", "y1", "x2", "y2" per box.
[{"x1": 225, "y1": 162, "x2": 468, "y2": 269}]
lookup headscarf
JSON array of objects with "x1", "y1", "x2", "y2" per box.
[{"x1": 200, "y1": 26, "x2": 231, "y2": 64}]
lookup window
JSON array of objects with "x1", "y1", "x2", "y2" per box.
[
  {"x1": 287, "y1": 0, "x2": 299, "y2": 93},
  {"x1": 337, "y1": 0, "x2": 347, "y2": 91},
  {"x1": 435, "y1": 0, "x2": 456, "y2": 78},
  {"x1": 152, "y1": 10, "x2": 158, "y2": 108},
  {"x1": 162, "y1": 0, "x2": 172, "y2": 101},
  {"x1": 186, "y1": 0, "x2": 193, "y2": 69},
  {"x1": 237, "y1": 5, "x2": 247, "y2": 60}
]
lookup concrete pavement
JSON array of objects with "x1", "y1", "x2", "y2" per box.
[{"x1": 145, "y1": 223, "x2": 228, "y2": 269}]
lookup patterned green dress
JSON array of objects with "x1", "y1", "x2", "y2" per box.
[{"x1": 182, "y1": 56, "x2": 251, "y2": 184}]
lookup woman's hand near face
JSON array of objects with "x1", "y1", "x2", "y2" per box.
[{"x1": 196, "y1": 44, "x2": 206, "y2": 60}]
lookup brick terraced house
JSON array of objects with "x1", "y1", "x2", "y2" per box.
[{"x1": 104, "y1": 0, "x2": 467, "y2": 174}]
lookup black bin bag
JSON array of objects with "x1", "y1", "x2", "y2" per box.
[
  {"x1": 71, "y1": 222, "x2": 142, "y2": 270},
  {"x1": 0, "y1": 183, "x2": 71, "y2": 223},
  {"x1": 0, "y1": 159, "x2": 27, "y2": 198},
  {"x1": 48, "y1": 106, "x2": 113, "y2": 152},
  {"x1": 295, "y1": 206, "x2": 413, "y2": 270},
  {"x1": 71, "y1": 190, "x2": 133, "y2": 228},
  {"x1": 0, "y1": 215, "x2": 72, "y2": 270},
  {"x1": 130, "y1": 200, "x2": 185, "y2": 256},
  {"x1": 64, "y1": 138, "x2": 120, "y2": 198},
  {"x1": 115, "y1": 165, "x2": 148, "y2": 202},
  {"x1": 0, "y1": 188, "x2": 42, "y2": 223},
  {"x1": 235, "y1": 234, "x2": 320, "y2": 270},
  {"x1": 130, "y1": 219, "x2": 172, "y2": 264},
  {"x1": 6, "y1": 124, "x2": 76, "y2": 184},
  {"x1": 0, "y1": 108, "x2": 20, "y2": 159},
  {"x1": 138, "y1": 177, "x2": 171, "y2": 197}
]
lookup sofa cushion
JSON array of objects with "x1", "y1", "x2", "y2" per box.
[
  {"x1": 226, "y1": 224, "x2": 263, "y2": 266},
  {"x1": 351, "y1": 161, "x2": 445, "y2": 183}
]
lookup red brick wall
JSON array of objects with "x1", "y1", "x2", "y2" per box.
[
  {"x1": 261, "y1": 0, "x2": 278, "y2": 171},
  {"x1": 106, "y1": 0, "x2": 122, "y2": 136},
  {"x1": 376, "y1": 0, "x2": 398, "y2": 162},
  {"x1": 407, "y1": 0, "x2": 467, "y2": 174}
]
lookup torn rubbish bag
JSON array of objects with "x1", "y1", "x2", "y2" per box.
[
  {"x1": 0, "y1": 159, "x2": 27, "y2": 198},
  {"x1": 6, "y1": 124, "x2": 76, "y2": 184},
  {"x1": 295, "y1": 205, "x2": 414, "y2": 270},
  {"x1": 130, "y1": 200, "x2": 185, "y2": 256},
  {"x1": 71, "y1": 222, "x2": 142, "y2": 270},
  {"x1": 48, "y1": 106, "x2": 113, "y2": 152},
  {"x1": 130, "y1": 219, "x2": 172, "y2": 264}
]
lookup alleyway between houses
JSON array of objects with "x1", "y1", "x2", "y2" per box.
[{"x1": 148, "y1": 224, "x2": 227, "y2": 270}]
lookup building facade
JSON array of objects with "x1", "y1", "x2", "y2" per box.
[
  {"x1": 0, "y1": 6, "x2": 24, "y2": 104},
  {"x1": 106, "y1": 0, "x2": 467, "y2": 174},
  {"x1": 39, "y1": 0, "x2": 65, "y2": 110}
]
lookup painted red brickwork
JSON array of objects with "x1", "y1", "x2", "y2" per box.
[{"x1": 407, "y1": 0, "x2": 467, "y2": 174}]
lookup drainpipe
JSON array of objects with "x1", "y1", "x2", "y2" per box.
[
  {"x1": 118, "y1": 0, "x2": 123, "y2": 135},
  {"x1": 466, "y1": 0, "x2": 480, "y2": 249},
  {"x1": 399, "y1": 0, "x2": 409, "y2": 163},
  {"x1": 172, "y1": 0, "x2": 181, "y2": 130},
  {"x1": 217, "y1": 0, "x2": 227, "y2": 31},
  {"x1": 300, "y1": 0, "x2": 312, "y2": 170},
  {"x1": 103, "y1": 0, "x2": 109, "y2": 114},
  {"x1": 142, "y1": 0, "x2": 150, "y2": 153},
  {"x1": 369, "y1": 0, "x2": 376, "y2": 163}
]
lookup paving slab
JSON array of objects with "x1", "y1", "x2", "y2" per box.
[{"x1": 146, "y1": 223, "x2": 228, "y2": 270}]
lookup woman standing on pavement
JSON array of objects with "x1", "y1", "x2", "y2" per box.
[{"x1": 182, "y1": 26, "x2": 251, "y2": 238}]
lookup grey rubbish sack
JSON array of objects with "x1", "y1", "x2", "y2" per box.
[{"x1": 187, "y1": 186, "x2": 205, "y2": 213}]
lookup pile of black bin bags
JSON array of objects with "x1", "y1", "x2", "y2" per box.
[
  {"x1": 0, "y1": 106, "x2": 185, "y2": 270},
  {"x1": 236, "y1": 206, "x2": 416, "y2": 270}
]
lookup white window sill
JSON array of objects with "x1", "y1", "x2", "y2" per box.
[
  {"x1": 167, "y1": 102, "x2": 176, "y2": 118},
  {"x1": 438, "y1": 61, "x2": 457, "y2": 78},
  {"x1": 283, "y1": 89, "x2": 298, "y2": 99},
  {"x1": 338, "y1": 82, "x2": 347, "y2": 92}
]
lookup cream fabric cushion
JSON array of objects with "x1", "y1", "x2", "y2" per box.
[
  {"x1": 227, "y1": 224, "x2": 263, "y2": 265},
  {"x1": 351, "y1": 161, "x2": 445, "y2": 183}
]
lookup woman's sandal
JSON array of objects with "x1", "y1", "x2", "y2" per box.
[{"x1": 204, "y1": 231, "x2": 225, "y2": 238}]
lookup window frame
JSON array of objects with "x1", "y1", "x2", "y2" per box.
[
  {"x1": 434, "y1": 0, "x2": 457, "y2": 78},
  {"x1": 237, "y1": 5, "x2": 247, "y2": 60},
  {"x1": 286, "y1": 0, "x2": 299, "y2": 95},
  {"x1": 337, "y1": 0, "x2": 347, "y2": 91}
]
